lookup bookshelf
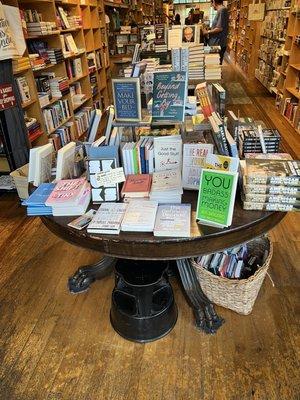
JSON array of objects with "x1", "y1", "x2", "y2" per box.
[
  {"x1": 227, "y1": 0, "x2": 261, "y2": 77},
  {"x1": 275, "y1": 0, "x2": 300, "y2": 132},
  {"x1": 1, "y1": 0, "x2": 111, "y2": 172},
  {"x1": 255, "y1": 1, "x2": 291, "y2": 92}
]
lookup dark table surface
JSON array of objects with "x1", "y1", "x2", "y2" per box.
[{"x1": 41, "y1": 191, "x2": 286, "y2": 260}]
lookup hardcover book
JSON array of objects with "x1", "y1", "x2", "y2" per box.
[
  {"x1": 121, "y1": 174, "x2": 152, "y2": 198},
  {"x1": 112, "y1": 78, "x2": 141, "y2": 122},
  {"x1": 196, "y1": 169, "x2": 238, "y2": 228},
  {"x1": 152, "y1": 71, "x2": 187, "y2": 123}
]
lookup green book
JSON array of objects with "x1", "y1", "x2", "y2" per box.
[
  {"x1": 196, "y1": 169, "x2": 238, "y2": 228},
  {"x1": 132, "y1": 146, "x2": 139, "y2": 174}
]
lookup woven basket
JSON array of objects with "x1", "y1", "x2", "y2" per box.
[{"x1": 192, "y1": 236, "x2": 273, "y2": 315}]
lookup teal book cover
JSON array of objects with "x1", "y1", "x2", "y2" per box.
[{"x1": 152, "y1": 71, "x2": 187, "y2": 122}]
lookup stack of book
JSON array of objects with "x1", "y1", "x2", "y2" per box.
[
  {"x1": 26, "y1": 21, "x2": 58, "y2": 37},
  {"x1": 25, "y1": 117, "x2": 44, "y2": 142},
  {"x1": 205, "y1": 54, "x2": 221, "y2": 80},
  {"x1": 121, "y1": 138, "x2": 154, "y2": 176},
  {"x1": 29, "y1": 54, "x2": 46, "y2": 71},
  {"x1": 57, "y1": 6, "x2": 82, "y2": 30},
  {"x1": 188, "y1": 44, "x2": 205, "y2": 80},
  {"x1": 155, "y1": 43, "x2": 168, "y2": 52},
  {"x1": 87, "y1": 203, "x2": 128, "y2": 235},
  {"x1": 12, "y1": 57, "x2": 31, "y2": 73},
  {"x1": 49, "y1": 76, "x2": 70, "y2": 98},
  {"x1": 121, "y1": 174, "x2": 152, "y2": 201},
  {"x1": 149, "y1": 169, "x2": 183, "y2": 204},
  {"x1": 121, "y1": 200, "x2": 158, "y2": 232},
  {"x1": 22, "y1": 183, "x2": 55, "y2": 216},
  {"x1": 241, "y1": 158, "x2": 300, "y2": 211},
  {"x1": 140, "y1": 58, "x2": 160, "y2": 94},
  {"x1": 38, "y1": 93, "x2": 50, "y2": 107},
  {"x1": 45, "y1": 178, "x2": 91, "y2": 216},
  {"x1": 47, "y1": 48, "x2": 64, "y2": 64},
  {"x1": 195, "y1": 82, "x2": 214, "y2": 119},
  {"x1": 238, "y1": 128, "x2": 281, "y2": 157}
]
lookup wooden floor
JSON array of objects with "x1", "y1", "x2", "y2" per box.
[{"x1": 0, "y1": 64, "x2": 300, "y2": 400}]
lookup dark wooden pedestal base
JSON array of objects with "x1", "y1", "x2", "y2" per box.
[{"x1": 68, "y1": 257, "x2": 224, "y2": 334}]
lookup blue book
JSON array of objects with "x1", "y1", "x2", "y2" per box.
[
  {"x1": 22, "y1": 183, "x2": 55, "y2": 207},
  {"x1": 152, "y1": 71, "x2": 187, "y2": 123}
]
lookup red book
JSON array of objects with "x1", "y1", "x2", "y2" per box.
[{"x1": 121, "y1": 174, "x2": 152, "y2": 198}]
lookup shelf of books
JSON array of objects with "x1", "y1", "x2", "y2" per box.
[
  {"x1": 275, "y1": 0, "x2": 300, "y2": 132},
  {"x1": 1, "y1": 0, "x2": 111, "y2": 172},
  {"x1": 227, "y1": 0, "x2": 261, "y2": 77},
  {"x1": 255, "y1": 0, "x2": 291, "y2": 92}
]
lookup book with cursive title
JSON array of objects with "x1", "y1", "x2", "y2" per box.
[
  {"x1": 154, "y1": 135, "x2": 182, "y2": 172},
  {"x1": 121, "y1": 174, "x2": 152, "y2": 198}
]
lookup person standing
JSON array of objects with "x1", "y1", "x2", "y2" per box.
[
  {"x1": 174, "y1": 13, "x2": 181, "y2": 25},
  {"x1": 203, "y1": 0, "x2": 229, "y2": 64}
]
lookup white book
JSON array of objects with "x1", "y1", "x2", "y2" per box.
[
  {"x1": 56, "y1": 142, "x2": 76, "y2": 180},
  {"x1": 28, "y1": 143, "x2": 54, "y2": 187},
  {"x1": 151, "y1": 169, "x2": 182, "y2": 193},
  {"x1": 121, "y1": 200, "x2": 158, "y2": 232},
  {"x1": 87, "y1": 109, "x2": 101, "y2": 143},
  {"x1": 87, "y1": 203, "x2": 128, "y2": 234},
  {"x1": 52, "y1": 185, "x2": 91, "y2": 216},
  {"x1": 154, "y1": 204, "x2": 191, "y2": 237},
  {"x1": 104, "y1": 105, "x2": 115, "y2": 144},
  {"x1": 182, "y1": 143, "x2": 214, "y2": 190},
  {"x1": 168, "y1": 28, "x2": 182, "y2": 50},
  {"x1": 154, "y1": 135, "x2": 182, "y2": 172}
]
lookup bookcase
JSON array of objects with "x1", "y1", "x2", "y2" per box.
[
  {"x1": 275, "y1": 0, "x2": 300, "y2": 132},
  {"x1": 0, "y1": 0, "x2": 111, "y2": 172},
  {"x1": 227, "y1": 0, "x2": 261, "y2": 77}
]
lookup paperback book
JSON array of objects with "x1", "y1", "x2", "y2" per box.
[
  {"x1": 154, "y1": 204, "x2": 191, "y2": 237},
  {"x1": 182, "y1": 143, "x2": 213, "y2": 190},
  {"x1": 87, "y1": 203, "x2": 128, "y2": 234},
  {"x1": 196, "y1": 169, "x2": 238, "y2": 228}
]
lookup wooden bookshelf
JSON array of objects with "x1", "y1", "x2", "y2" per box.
[
  {"x1": 1, "y1": 0, "x2": 111, "y2": 172},
  {"x1": 275, "y1": 0, "x2": 300, "y2": 133}
]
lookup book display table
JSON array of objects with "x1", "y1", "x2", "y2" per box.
[{"x1": 41, "y1": 192, "x2": 285, "y2": 340}]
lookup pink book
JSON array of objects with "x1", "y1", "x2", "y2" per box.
[{"x1": 46, "y1": 178, "x2": 87, "y2": 206}]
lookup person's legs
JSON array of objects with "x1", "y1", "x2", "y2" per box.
[{"x1": 220, "y1": 46, "x2": 227, "y2": 64}]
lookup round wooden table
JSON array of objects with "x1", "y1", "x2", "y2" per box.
[{"x1": 41, "y1": 192, "x2": 286, "y2": 335}]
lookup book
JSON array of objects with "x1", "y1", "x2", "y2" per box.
[
  {"x1": 28, "y1": 143, "x2": 54, "y2": 187},
  {"x1": 112, "y1": 78, "x2": 141, "y2": 122},
  {"x1": 46, "y1": 177, "x2": 87, "y2": 207},
  {"x1": 152, "y1": 71, "x2": 187, "y2": 123},
  {"x1": 22, "y1": 182, "x2": 55, "y2": 216},
  {"x1": 153, "y1": 135, "x2": 182, "y2": 172},
  {"x1": 243, "y1": 193, "x2": 300, "y2": 205},
  {"x1": 56, "y1": 142, "x2": 76, "y2": 181},
  {"x1": 87, "y1": 109, "x2": 102, "y2": 143},
  {"x1": 205, "y1": 154, "x2": 240, "y2": 173},
  {"x1": 244, "y1": 159, "x2": 300, "y2": 186},
  {"x1": 150, "y1": 169, "x2": 183, "y2": 204},
  {"x1": 16, "y1": 76, "x2": 31, "y2": 103},
  {"x1": 121, "y1": 200, "x2": 158, "y2": 232},
  {"x1": 154, "y1": 204, "x2": 191, "y2": 237},
  {"x1": 196, "y1": 169, "x2": 238, "y2": 228},
  {"x1": 121, "y1": 174, "x2": 152, "y2": 198},
  {"x1": 182, "y1": 143, "x2": 214, "y2": 190},
  {"x1": 87, "y1": 203, "x2": 128, "y2": 234},
  {"x1": 68, "y1": 209, "x2": 97, "y2": 230}
]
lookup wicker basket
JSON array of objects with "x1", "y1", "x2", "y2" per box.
[
  {"x1": 10, "y1": 164, "x2": 29, "y2": 200},
  {"x1": 192, "y1": 236, "x2": 273, "y2": 315}
]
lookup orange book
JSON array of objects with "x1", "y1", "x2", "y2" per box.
[{"x1": 121, "y1": 174, "x2": 152, "y2": 198}]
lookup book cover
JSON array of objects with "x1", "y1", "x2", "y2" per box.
[
  {"x1": 152, "y1": 71, "x2": 187, "y2": 123},
  {"x1": 46, "y1": 178, "x2": 87, "y2": 206},
  {"x1": 22, "y1": 183, "x2": 55, "y2": 206},
  {"x1": 182, "y1": 143, "x2": 213, "y2": 190},
  {"x1": 245, "y1": 159, "x2": 300, "y2": 186},
  {"x1": 87, "y1": 203, "x2": 127, "y2": 234},
  {"x1": 205, "y1": 154, "x2": 240, "y2": 173},
  {"x1": 154, "y1": 136, "x2": 182, "y2": 171},
  {"x1": 154, "y1": 204, "x2": 191, "y2": 237},
  {"x1": 112, "y1": 78, "x2": 141, "y2": 122},
  {"x1": 151, "y1": 169, "x2": 182, "y2": 192},
  {"x1": 121, "y1": 200, "x2": 158, "y2": 232},
  {"x1": 196, "y1": 169, "x2": 238, "y2": 228},
  {"x1": 121, "y1": 174, "x2": 152, "y2": 197}
]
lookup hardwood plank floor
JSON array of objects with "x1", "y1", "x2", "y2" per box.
[{"x1": 0, "y1": 64, "x2": 299, "y2": 400}]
